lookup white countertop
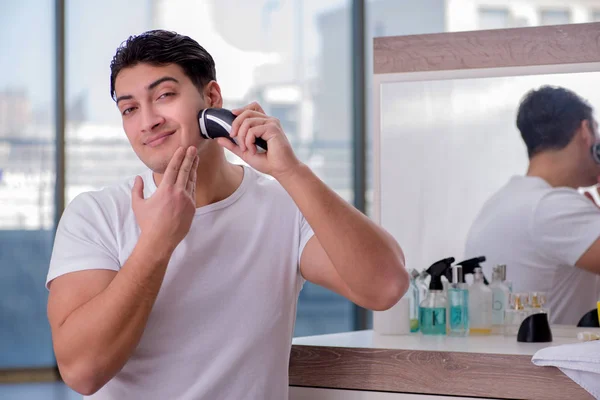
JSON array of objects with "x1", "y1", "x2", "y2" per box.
[{"x1": 292, "y1": 326, "x2": 600, "y2": 356}]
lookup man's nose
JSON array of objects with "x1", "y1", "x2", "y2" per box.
[{"x1": 141, "y1": 106, "x2": 165, "y2": 132}]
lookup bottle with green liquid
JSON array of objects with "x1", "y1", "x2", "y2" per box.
[
  {"x1": 408, "y1": 269, "x2": 420, "y2": 332},
  {"x1": 419, "y1": 257, "x2": 454, "y2": 335}
]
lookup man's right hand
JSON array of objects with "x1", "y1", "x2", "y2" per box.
[{"x1": 131, "y1": 146, "x2": 199, "y2": 252}]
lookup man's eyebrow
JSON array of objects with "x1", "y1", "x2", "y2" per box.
[
  {"x1": 148, "y1": 76, "x2": 179, "y2": 91},
  {"x1": 115, "y1": 77, "x2": 180, "y2": 105},
  {"x1": 116, "y1": 95, "x2": 133, "y2": 105}
]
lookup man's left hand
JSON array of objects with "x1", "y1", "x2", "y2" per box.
[{"x1": 215, "y1": 102, "x2": 302, "y2": 180}]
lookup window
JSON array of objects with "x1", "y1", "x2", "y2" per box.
[
  {"x1": 540, "y1": 9, "x2": 571, "y2": 26},
  {"x1": 66, "y1": 0, "x2": 354, "y2": 337},
  {"x1": 66, "y1": 0, "x2": 150, "y2": 202},
  {"x1": 0, "y1": 0, "x2": 56, "y2": 368},
  {"x1": 478, "y1": 7, "x2": 511, "y2": 30},
  {"x1": 374, "y1": 21, "x2": 386, "y2": 37}
]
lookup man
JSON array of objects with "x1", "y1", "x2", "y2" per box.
[
  {"x1": 465, "y1": 85, "x2": 600, "y2": 325},
  {"x1": 46, "y1": 30, "x2": 408, "y2": 399}
]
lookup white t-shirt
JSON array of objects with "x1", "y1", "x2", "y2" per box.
[
  {"x1": 47, "y1": 165, "x2": 314, "y2": 400},
  {"x1": 465, "y1": 176, "x2": 600, "y2": 325}
]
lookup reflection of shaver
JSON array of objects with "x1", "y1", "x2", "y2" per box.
[
  {"x1": 198, "y1": 108, "x2": 268, "y2": 152},
  {"x1": 592, "y1": 143, "x2": 600, "y2": 164}
]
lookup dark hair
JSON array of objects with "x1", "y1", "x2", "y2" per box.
[
  {"x1": 110, "y1": 30, "x2": 216, "y2": 100},
  {"x1": 516, "y1": 85, "x2": 593, "y2": 157}
]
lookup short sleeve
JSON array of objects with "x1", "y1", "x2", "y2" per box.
[
  {"x1": 296, "y1": 211, "x2": 314, "y2": 290},
  {"x1": 46, "y1": 192, "x2": 121, "y2": 289},
  {"x1": 298, "y1": 212, "x2": 315, "y2": 265},
  {"x1": 533, "y1": 189, "x2": 600, "y2": 266}
]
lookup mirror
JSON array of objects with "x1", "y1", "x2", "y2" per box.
[{"x1": 378, "y1": 71, "x2": 600, "y2": 325}]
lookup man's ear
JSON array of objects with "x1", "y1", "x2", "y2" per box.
[{"x1": 203, "y1": 81, "x2": 223, "y2": 108}]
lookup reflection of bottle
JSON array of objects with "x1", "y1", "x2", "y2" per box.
[
  {"x1": 469, "y1": 267, "x2": 492, "y2": 335},
  {"x1": 504, "y1": 293, "x2": 530, "y2": 336},
  {"x1": 420, "y1": 258, "x2": 454, "y2": 335},
  {"x1": 495, "y1": 264, "x2": 512, "y2": 292},
  {"x1": 490, "y1": 266, "x2": 510, "y2": 334},
  {"x1": 578, "y1": 331, "x2": 600, "y2": 342},
  {"x1": 528, "y1": 292, "x2": 549, "y2": 321},
  {"x1": 408, "y1": 269, "x2": 421, "y2": 332},
  {"x1": 416, "y1": 270, "x2": 429, "y2": 306},
  {"x1": 448, "y1": 265, "x2": 469, "y2": 337},
  {"x1": 456, "y1": 256, "x2": 489, "y2": 284}
]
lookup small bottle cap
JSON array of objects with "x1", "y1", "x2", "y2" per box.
[
  {"x1": 451, "y1": 265, "x2": 464, "y2": 284},
  {"x1": 509, "y1": 293, "x2": 529, "y2": 310},
  {"x1": 577, "y1": 332, "x2": 600, "y2": 342},
  {"x1": 530, "y1": 292, "x2": 546, "y2": 308},
  {"x1": 492, "y1": 269, "x2": 503, "y2": 282},
  {"x1": 496, "y1": 264, "x2": 507, "y2": 280}
]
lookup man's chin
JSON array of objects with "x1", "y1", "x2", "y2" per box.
[{"x1": 141, "y1": 159, "x2": 170, "y2": 175}]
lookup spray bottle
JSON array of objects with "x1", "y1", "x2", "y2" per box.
[
  {"x1": 419, "y1": 257, "x2": 454, "y2": 335},
  {"x1": 456, "y1": 256, "x2": 489, "y2": 285}
]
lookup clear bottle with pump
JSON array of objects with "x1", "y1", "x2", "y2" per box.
[
  {"x1": 415, "y1": 270, "x2": 429, "y2": 307},
  {"x1": 496, "y1": 264, "x2": 513, "y2": 292},
  {"x1": 490, "y1": 266, "x2": 510, "y2": 334},
  {"x1": 456, "y1": 256, "x2": 489, "y2": 285},
  {"x1": 420, "y1": 257, "x2": 454, "y2": 335},
  {"x1": 408, "y1": 269, "x2": 421, "y2": 332},
  {"x1": 468, "y1": 267, "x2": 492, "y2": 335},
  {"x1": 447, "y1": 265, "x2": 469, "y2": 336}
]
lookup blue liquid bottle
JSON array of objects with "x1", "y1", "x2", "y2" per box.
[{"x1": 447, "y1": 265, "x2": 469, "y2": 336}]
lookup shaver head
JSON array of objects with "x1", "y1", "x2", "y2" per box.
[
  {"x1": 198, "y1": 107, "x2": 268, "y2": 152},
  {"x1": 592, "y1": 143, "x2": 600, "y2": 164},
  {"x1": 199, "y1": 108, "x2": 236, "y2": 141}
]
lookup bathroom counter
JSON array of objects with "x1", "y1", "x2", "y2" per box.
[{"x1": 289, "y1": 327, "x2": 599, "y2": 400}]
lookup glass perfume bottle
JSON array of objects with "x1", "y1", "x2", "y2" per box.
[
  {"x1": 528, "y1": 292, "x2": 549, "y2": 321},
  {"x1": 504, "y1": 292, "x2": 530, "y2": 336}
]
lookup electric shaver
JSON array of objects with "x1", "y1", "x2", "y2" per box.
[
  {"x1": 592, "y1": 143, "x2": 600, "y2": 164},
  {"x1": 198, "y1": 108, "x2": 268, "y2": 152}
]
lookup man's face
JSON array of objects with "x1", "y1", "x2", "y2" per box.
[{"x1": 114, "y1": 63, "x2": 208, "y2": 173}]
